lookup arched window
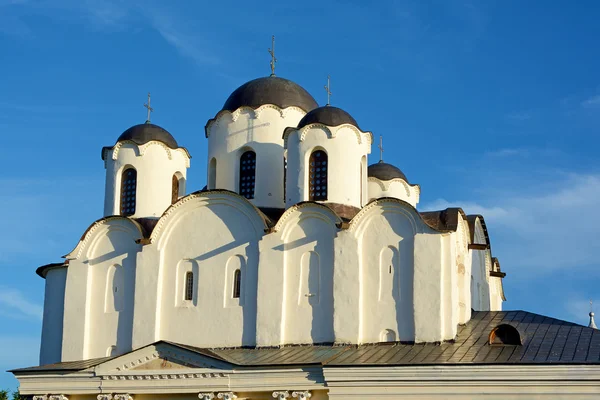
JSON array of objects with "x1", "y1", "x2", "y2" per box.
[
  {"x1": 172, "y1": 174, "x2": 180, "y2": 204},
  {"x1": 120, "y1": 168, "x2": 137, "y2": 216},
  {"x1": 232, "y1": 269, "x2": 241, "y2": 298},
  {"x1": 184, "y1": 271, "x2": 194, "y2": 301},
  {"x1": 309, "y1": 150, "x2": 328, "y2": 201},
  {"x1": 208, "y1": 157, "x2": 217, "y2": 189},
  {"x1": 239, "y1": 151, "x2": 256, "y2": 199}
]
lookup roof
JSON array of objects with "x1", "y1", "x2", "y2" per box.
[
  {"x1": 12, "y1": 311, "x2": 600, "y2": 374},
  {"x1": 222, "y1": 76, "x2": 318, "y2": 113},
  {"x1": 116, "y1": 123, "x2": 178, "y2": 148},
  {"x1": 368, "y1": 162, "x2": 408, "y2": 182},
  {"x1": 420, "y1": 208, "x2": 466, "y2": 232},
  {"x1": 297, "y1": 106, "x2": 360, "y2": 130}
]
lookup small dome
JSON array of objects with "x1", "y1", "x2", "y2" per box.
[
  {"x1": 368, "y1": 162, "x2": 408, "y2": 182},
  {"x1": 297, "y1": 106, "x2": 360, "y2": 130},
  {"x1": 117, "y1": 123, "x2": 178, "y2": 148},
  {"x1": 222, "y1": 76, "x2": 318, "y2": 113}
]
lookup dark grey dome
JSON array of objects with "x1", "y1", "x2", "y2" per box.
[
  {"x1": 297, "y1": 106, "x2": 360, "y2": 130},
  {"x1": 222, "y1": 76, "x2": 318, "y2": 112},
  {"x1": 117, "y1": 123, "x2": 178, "y2": 148},
  {"x1": 368, "y1": 162, "x2": 408, "y2": 182}
]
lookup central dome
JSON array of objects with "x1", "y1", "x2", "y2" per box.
[{"x1": 222, "y1": 76, "x2": 318, "y2": 113}]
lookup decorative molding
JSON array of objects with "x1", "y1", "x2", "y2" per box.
[
  {"x1": 272, "y1": 391, "x2": 290, "y2": 400},
  {"x1": 113, "y1": 395, "x2": 133, "y2": 400},
  {"x1": 206, "y1": 104, "x2": 306, "y2": 137},
  {"x1": 65, "y1": 217, "x2": 143, "y2": 260},
  {"x1": 97, "y1": 395, "x2": 112, "y2": 400},
  {"x1": 33, "y1": 396, "x2": 48, "y2": 400},
  {"x1": 273, "y1": 202, "x2": 343, "y2": 233},
  {"x1": 292, "y1": 391, "x2": 312, "y2": 400},
  {"x1": 151, "y1": 190, "x2": 268, "y2": 247},
  {"x1": 348, "y1": 198, "x2": 419, "y2": 236},
  {"x1": 283, "y1": 124, "x2": 373, "y2": 148},
  {"x1": 217, "y1": 392, "x2": 237, "y2": 400},
  {"x1": 104, "y1": 372, "x2": 225, "y2": 380},
  {"x1": 198, "y1": 393, "x2": 215, "y2": 400},
  {"x1": 48, "y1": 396, "x2": 69, "y2": 400},
  {"x1": 367, "y1": 176, "x2": 412, "y2": 197}
]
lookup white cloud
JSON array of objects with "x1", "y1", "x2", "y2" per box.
[
  {"x1": 421, "y1": 174, "x2": 600, "y2": 270},
  {"x1": 581, "y1": 95, "x2": 600, "y2": 108},
  {"x1": 0, "y1": 286, "x2": 43, "y2": 321}
]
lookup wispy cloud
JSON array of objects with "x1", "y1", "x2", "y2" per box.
[
  {"x1": 422, "y1": 173, "x2": 600, "y2": 270},
  {"x1": 143, "y1": 6, "x2": 221, "y2": 67},
  {"x1": 0, "y1": 286, "x2": 43, "y2": 321},
  {"x1": 581, "y1": 94, "x2": 600, "y2": 108},
  {"x1": 0, "y1": 335, "x2": 40, "y2": 371}
]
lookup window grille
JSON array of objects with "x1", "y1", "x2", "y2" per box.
[
  {"x1": 239, "y1": 151, "x2": 256, "y2": 199},
  {"x1": 184, "y1": 271, "x2": 194, "y2": 301},
  {"x1": 309, "y1": 150, "x2": 328, "y2": 201},
  {"x1": 120, "y1": 168, "x2": 137, "y2": 216}
]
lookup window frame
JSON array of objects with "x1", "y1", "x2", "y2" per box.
[
  {"x1": 308, "y1": 149, "x2": 328, "y2": 201},
  {"x1": 239, "y1": 150, "x2": 257, "y2": 199},
  {"x1": 120, "y1": 167, "x2": 137, "y2": 216}
]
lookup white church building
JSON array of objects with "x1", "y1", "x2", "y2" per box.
[{"x1": 11, "y1": 71, "x2": 600, "y2": 399}]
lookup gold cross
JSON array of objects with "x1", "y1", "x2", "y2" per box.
[
  {"x1": 378, "y1": 135, "x2": 384, "y2": 162},
  {"x1": 324, "y1": 75, "x2": 332, "y2": 106},
  {"x1": 144, "y1": 92, "x2": 153, "y2": 123},
  {"x1": 268, "y1": 35, "x2": 277, "y2": 76}
]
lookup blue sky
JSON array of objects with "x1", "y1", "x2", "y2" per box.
[{"x1": 1, "y1": 0, "x2": 599, "y2": 390}]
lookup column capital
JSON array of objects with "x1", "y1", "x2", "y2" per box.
[
  {"x1": 113, "y1": 395, "x2": 133, "y2": 400},
  {"x1": 217, "y1": 392, "x2": 237, "y2": 400},
  {"x1": 97, "y1": 396, "x2": 113, "y2": 400},
  {"x1": 49, "y1": 396, "x2": 69, "y2": 400},
  {"x1": 272, "y1": 391, "x2": 290, "y2": 400},
  {"x1": 292, "y1": 391, "x2": 311, "y2": 400},
  {"x1": 198, "y1": 393, "x2": 215, "y2": 400},
  {"x1": 33, "y1": 396, "x2": 48, "y2": 400}
]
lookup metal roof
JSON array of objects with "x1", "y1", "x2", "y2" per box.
[{"x1": 12, "y1": 311, "x2": 600, "y2": 375}]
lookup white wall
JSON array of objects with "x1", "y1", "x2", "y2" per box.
[
  {"x1": 103, "y1": 142, "x2": 189, "y2": 219},
  {"x1": 39, "y1": 266, "x2": 67, "y2": 365},
  {"x1": 206, "y1": 106, "x2": 307, "y2": 209},
  {"x1": 367, "y1": 178, "x2": 420, "y2": 207},
  {"x1": 60, "y1": 218, "x2": 142, "y2": 361},
  {"x1": 285, "y1": 125, "x2": 371, "y2": 208},
  {"x1": 152, "y1": 192, "x2": 264, "y2": 348}
]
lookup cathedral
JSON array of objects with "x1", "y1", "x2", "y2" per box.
[{"x1": 11, "y1": 68, "x2": 600, "y2": 399}]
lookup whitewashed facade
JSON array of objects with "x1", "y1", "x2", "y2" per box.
[{"x1": 17, "y1": 75, "x2": 599, "y2": 399}]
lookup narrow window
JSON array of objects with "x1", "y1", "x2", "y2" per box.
[
  {"x1": 283, "y1": 156, "x2": 287, "y2": 202},
  {"x1": 239, "y1": 151, "x2": 256, "y2": 199},
  {"x1": 208, "y1": 157, "x2": 217, "y2": 189},
  {"x1": 232, "y1": 269, "x2": 241, "y2": 298},
  {"x1": 184, "y1": 271, "x2": 194, "y2": 301},
  {"x1": 172, "y1": 174, "x2": 179, "y2": 204},
  {"x1": 309, "y1": 150, "x2": 328, "y2": 201},
  {"x1": 120, "y1": 168, "x2": 137, "y2": 216}
]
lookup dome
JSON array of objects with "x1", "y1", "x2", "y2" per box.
[
  {"x1": 222, "y1": 76, "x2": 318, "y2": 113},
  {"x1": 297, "y1": 106, "x2": 360, "y2": 130},
  {"x1": 117, "y1": 123, "x2": 178, "y2": 148},
  {"x1": 368, "y1": 162, "x2": 408, "y2": 182}
]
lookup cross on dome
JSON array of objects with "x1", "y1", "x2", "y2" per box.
[
  {"x1": 268, "y1": 35, "x2": 277, "y2": 76},
  {"x1": 144, "y1": 92, "x2": 153, "y2": 123},
  {"x1": 324, "y1": 75, "x2": 332, "y2": 106}
]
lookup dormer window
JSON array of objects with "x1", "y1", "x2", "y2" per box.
[
  {"x1": 120, "y1": 168, "x2": 137, "y2": 216},
  {"x1": 488, "y1": 324, "x2": 522, "y2": 345},
  {"x1": 239, "y1": 150, "x2": 256, "y2": 199},
  {"x1": 309, "y1": 150, "x2": 328, "y2": 201}
]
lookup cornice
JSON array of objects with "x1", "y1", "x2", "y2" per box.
[
  {"x1": 103, "y1": 141, "x2": 191, "y2": 167},
  {"x1": 205, "y1": 104, "x2": 307, "y2": 138},
  {"x1": 283, "y1": 124, "x2": 373, "y2": 148}
]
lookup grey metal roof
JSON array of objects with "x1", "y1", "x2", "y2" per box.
[
  {"x1": 368, "y1": 162, "x2": 408, "y2": 182},
  {"x1": 222, "y1": 76, "x2": 318, "y2": 113},
  {"x1": 12, "y1": 311, "x2": 600, "y2": 374},
  {"x1": 117, "y1": 123, "x2": 178, "y2": 148},
  {"x1": 297, "y1": 106, "x2": 360, "y2": 130},
  {"x1": 10, "y1": 356, "x2": 113, "y2": 373}
]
